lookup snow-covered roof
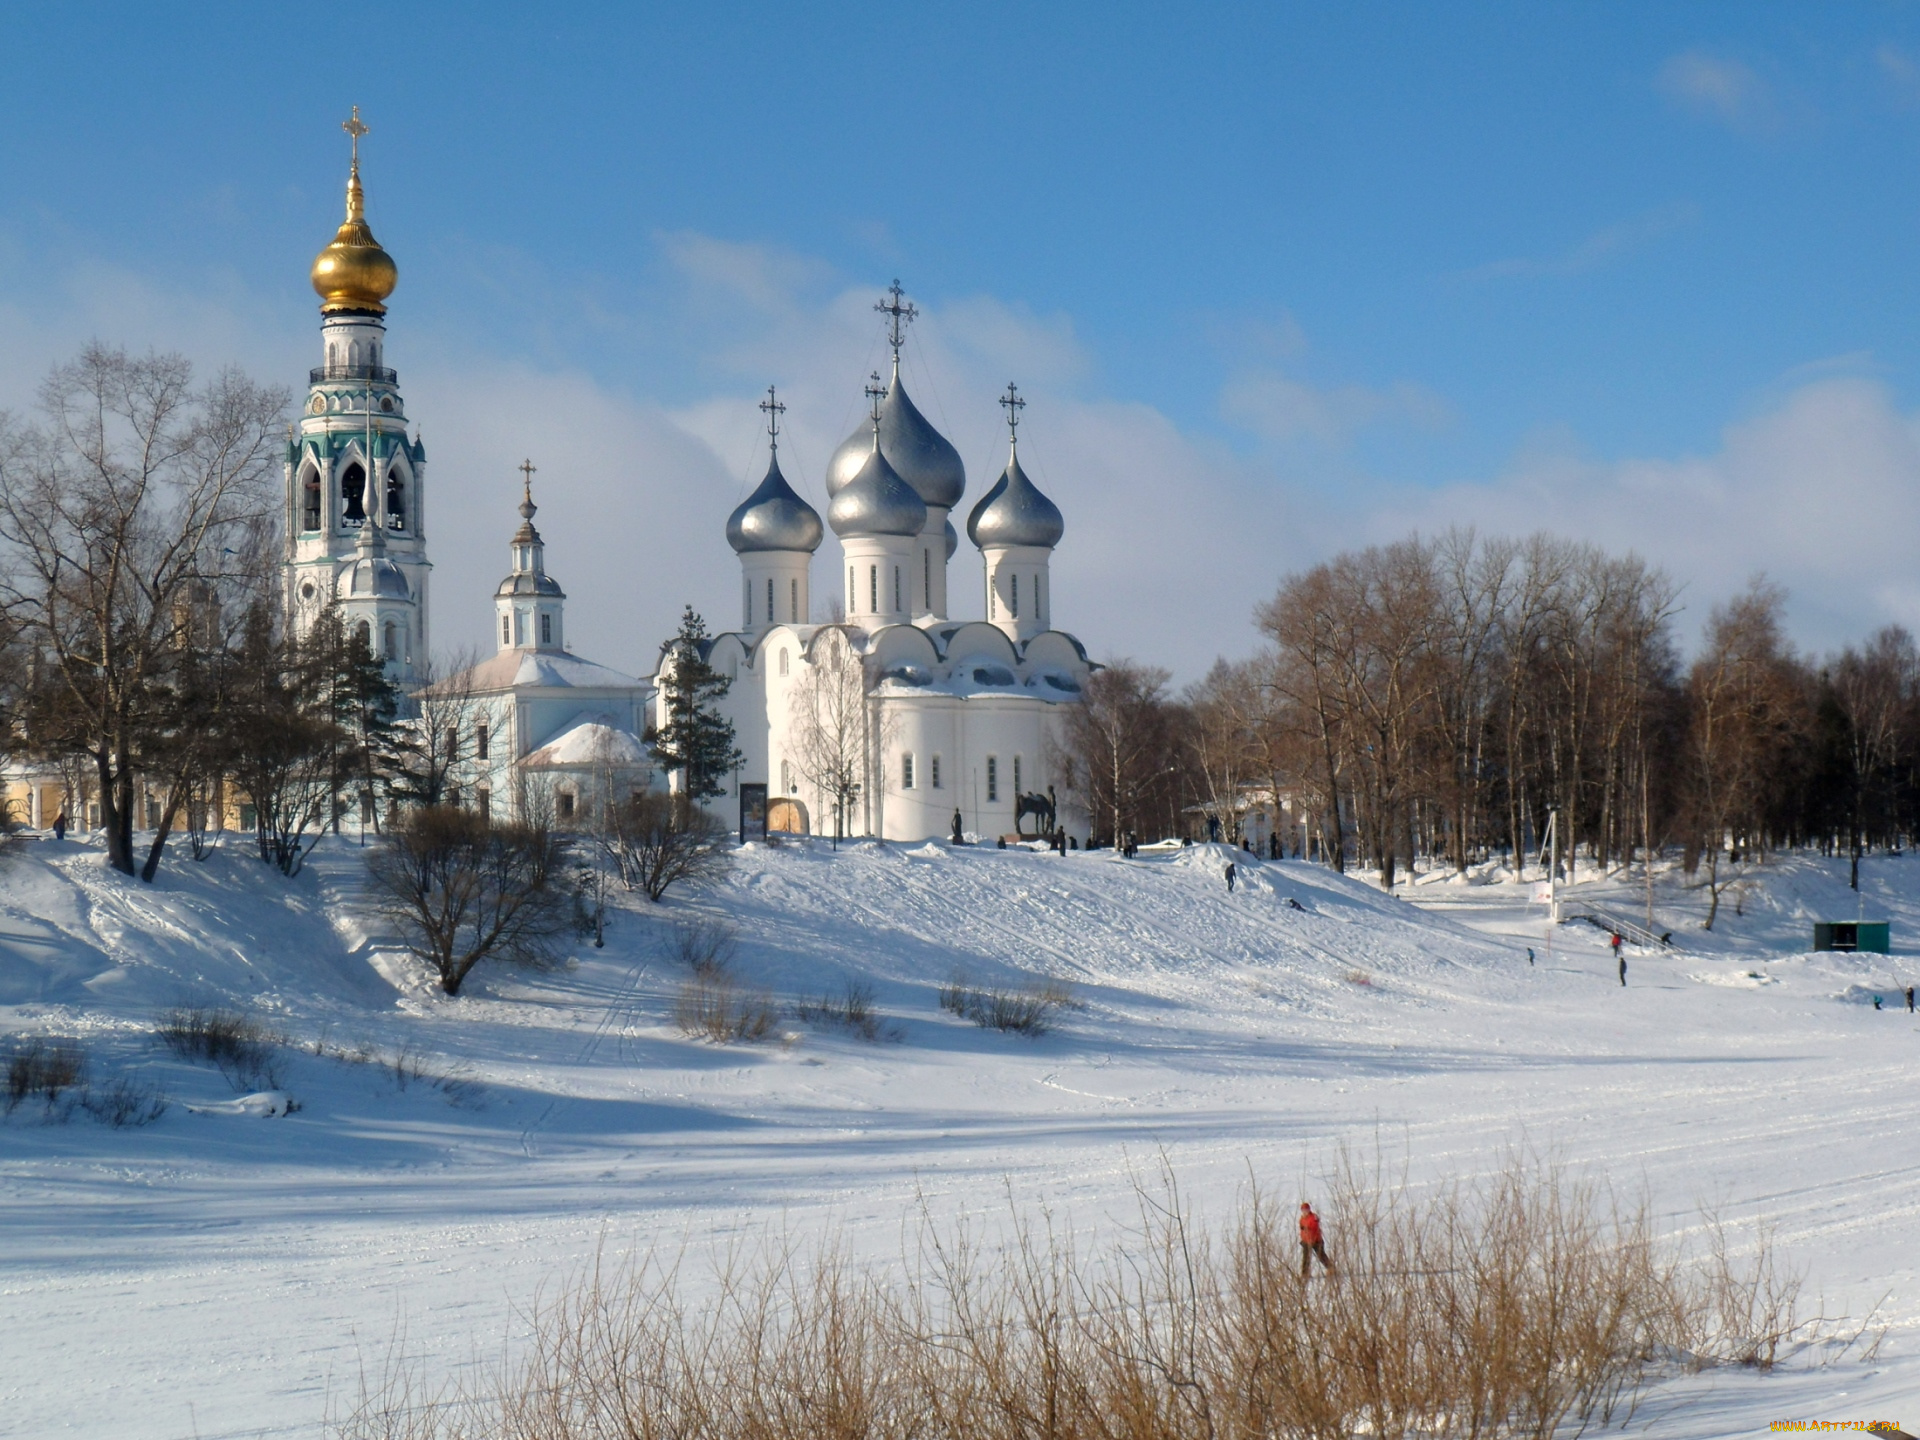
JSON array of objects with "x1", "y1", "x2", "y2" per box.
[
  {"x1": 435, "y1": 649, "x2": 645, "y2": 696},
  {"x1": 521, "y1": 720, "x2": 652, "y2": 770}
]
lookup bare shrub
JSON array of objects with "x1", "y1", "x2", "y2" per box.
[
  {"x1": 4, "y1": 1038, "x2": 88, "y2": 1114},
  {"x1": 939, "y1": 970, "x2": 1072, "y2": 1035},
  {"x1": 675, "y1": 970, "x2": 777, "y2": 1043},
  {"x1": 158, "y1": 1005, "x2": 287, "y2": 1091},
  {"x1": 608, "y1": 791, "x2": 732, "y2": 903},
  {"x1": 369, "y1": 806, "x2": 571, "y2": 996},
  {"x1": 81, "y1": 1074, "x2": 168, "y2": 1127},
  {"x1": 797, "y1": 978, "x2": 896, "y2": 1042},
  {"x1": 661, "y1": 917, "x2": 737, "y2": 974},
  {"x1": 1345, "y1": 967, "x2": 1373, "y2": 986},
  {"x1": 332, "y1": 1153, "x2": 1805, "y2": 1440}
]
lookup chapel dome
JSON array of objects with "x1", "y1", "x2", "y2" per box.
[
  {"x1": 826, "y1": 371, "x2": 965, "y2": 508},
  {"x1": 337, "y1": 554, "x2": 411, "y2": 600},
  {"x1": 967, "y1": 446, "x2": 1064, "y2": 549},
  {"x1": 727, "y1": 452, "x2": 824, "y2": 554},
  {"x1": 828, "y1": 440, "x2": 928, "y2": 538},
  {"x1": 310, "y1": 162, "x2": 397, "y2": 314},
  {"x1": 496, "y1": 572, "x2": 565, "y2": 598}
]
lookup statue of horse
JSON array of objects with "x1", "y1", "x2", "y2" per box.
[{"x1": 1015, "y1": 786, "x2": 1057, "y2": 837}]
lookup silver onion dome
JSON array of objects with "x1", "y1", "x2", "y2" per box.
[
  {"x1": 828, "y1": 438, "x2": 928, "y2": 538},
  {"x1": 496, "y1": 572, "x2": 565, "y2": 598},
  {"x1": 967, "y1": 445, "x2": 1064, "y2": 549},
  {"x1": 826, "y1": 372, "x2": 965, "y2": 508},
  {"x1": 944, "y1": 517, "x2": 958, "y2": 561},
  {"x1": 727, "y1": 452, "x2": 824, "y2": 554},
  {"x1": 337, "y1": 554, "x2": 411, "y2": 600}
]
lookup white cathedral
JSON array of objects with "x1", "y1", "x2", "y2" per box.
[{"x1": 285, "y1": 117, "x2": 1094, "y2": 843}]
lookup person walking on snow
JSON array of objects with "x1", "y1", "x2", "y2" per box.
[
  {"x1": 1225, "y1": 861, "x2": 1237, "y2": 894},
  {"x1": 1906, "y1": 985, "x2": 1915, "y2": 1014},
  {"x1": 1299, "y1": 1202, "x2": 1333, "y2": 1278},
  {"x1": 1618, "y1": 953, "x2": 1627, "y2": 987}
]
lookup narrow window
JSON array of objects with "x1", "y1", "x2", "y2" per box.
[
  {"x1": 384, "y1": 621, "x2": 396, "y2": 658},
  {"x1": 557, "y1": 792, "x2": 575, "y2": 821},
  {"x1": 356, "y1": 620, "x2": 371, "y2": 649},
  {"x1": 1011, "y1": 573, "x2": 1019, "y2": 618},
  {"x1": 989, "y1": 579, "x2": 997, "y2": 618},
  {"x1": 476, "y1": 787, "x2": 491, "y2": 823},
  {"x1": 986, "y1": 755, "x2": 999, "y2": 803},
  {"x1": 341, "y1": 463, "x2": 367, "y2": 523},
  {"x1": 924, "y1": 549, "x2": 931, "y2": 610},
  {"x1": 744, "y1": 579, "x2": 751, "y2": 627},
  {"x1": 894, "y1": 566, "x2": 902, "y2": 613},
  {"x1": 301, "y1": 466, "x2": 321, "y2": 531},
  {"x1": 386, "y1": 468, "x2": 406, "y2": 530},
  {"x1": 869, "y1": 565, "x2": 878, "y2": 614},
  {"x1": 476, "y1": 722, "x2": 490, "y2": 761},
  {"x1": 514, "y1": 611, "x2": 525, "y2": 646},
  {"x1": 445, "y1": 727, "x2": 459, "y2": 764},
  {"x1": 848, "y1": 567, "x2": 855, "y2": 607},
  {"x1": 931, "y1": 754, "x2": 942, "y2": 789},
  {"x1": 1013, "y1": 755, "x2": 1022, "y2": 796},
  {"x1": 767, "y1": 578, "x2": 774, "y2": 625},
  {"x1": 902, "y1": 753, "x2": 915, "y2": 790},
  {"x1": 501, "y1": 615, "x2": 510, "y2": 645},
  {"x1": 779, "y1": 648, "x2": 789, "y2": 677},
  {"x1": 782, "y1": 759, "x2": 793, "y2": 793},
  {"x1": 447, "y1": 785, "x2": 461, "y2": 809},
  {"x1": 790, "y1": 577, "x2": 798, "y2": 622},
  {"x1": 541, "y1": 612, "x2": 552, "y2": 645}
]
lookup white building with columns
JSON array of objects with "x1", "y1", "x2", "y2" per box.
[{"x1": 651, "y1": 288, "x2": 1096, "y2": 843}]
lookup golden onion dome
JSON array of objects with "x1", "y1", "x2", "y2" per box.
[{"x1": 310, "y1": 155, "x2": 397, "y2": 314}]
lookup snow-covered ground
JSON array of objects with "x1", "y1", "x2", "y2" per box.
[{"x1": 3, "y1": 832, "x2": 1918, "y2": 1438}]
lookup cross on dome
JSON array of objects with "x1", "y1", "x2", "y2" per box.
[
  {"x1": 759, "y1": 385, "x2": 786, "y2": 453},
  {"x1": 865, "y1": 371, "x2": 887, "y2": 434},
  {"x1": 518, "y1": 457, "x2": 538, "y2": 518},
  {"x1": 875, "y1": 280, "x2": 918, "y2": 364},
  {"x1": 1000, "y1": 382, "x2": 1026, "y2": 442},
  {"x1": 342, "y1": 106, "x2": 369, "y2": 167}
]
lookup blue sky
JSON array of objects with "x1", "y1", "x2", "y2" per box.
[{"x1": 7, "y1": 4, "x2": 1920, "y2": 677}]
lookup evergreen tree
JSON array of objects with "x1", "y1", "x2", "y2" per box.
[
  {"x1": 309, "y1": 609, "x2": 404, "y2": 832},
  {"x1": 650, "y1": 606, "x2": 743, "y2": 812}
]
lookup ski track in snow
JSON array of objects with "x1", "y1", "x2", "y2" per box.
[{"x1": 2, "y1": 837, "x2": 1919, "y2": 1437}]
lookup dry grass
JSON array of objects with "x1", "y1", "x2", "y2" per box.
[
  {"x1": 4, "y1": 1037, "x2": 88, "y2": 1114},
  {"x1": 158, "y1": 1005, "x2": 287, "y2": 1091},
  {"x1": 333, "y1": 1152, "x2": 1830, "y2": 1440},
  {"x1": 664, "y1": 917, "x2": 739, "y2": 975},
  {"x1": 676, "y1": 970, "x2": 778, "y2": 1043},
  {"x1": 939, "y1": 970, "x2": 1073, "y2": 1035},
  {"x1": 797, "y1": 979, "x2": 899, "y2": 1042}
]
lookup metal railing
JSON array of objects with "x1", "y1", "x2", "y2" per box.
[
  {"x1": 309, "y1": 364, "x2": 398, "y2": 385},
  {"x1": 1562, "y1": 906, "x2": 1672, "y2": 948}
]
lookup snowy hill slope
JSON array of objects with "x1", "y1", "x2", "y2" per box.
[{"x1": 2, "y1": 835, "x2": 1918, "y2": 1438}]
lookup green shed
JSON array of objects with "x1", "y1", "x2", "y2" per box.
[{"x1": 1812, "y1": 921, "x2": 1890, "y2": 954}]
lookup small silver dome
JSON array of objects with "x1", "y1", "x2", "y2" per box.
[
  {"x1": 828, "y1": 437, "x2": 928, "y2": 538},
  {"x1": 826, "y1": 371, "x2": 965, "y2": 508},
  {"x1": 337, "y1": 555, "x2": 411, "y2": 600},
  {"x1": 967, "y1": 445, "x2": 1063, "y2": 549},
  {"x1": 944, "y1": 517, "x2": 958, "y2": 561},
  {"x1": 496, "y1": 572, "x2": 565, "y2": 598},
  {"x1": 727, "y1": 452, "x2": 823, "y2": 554}
]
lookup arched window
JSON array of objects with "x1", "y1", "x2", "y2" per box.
[
  {"x1": 301, "y1": 465, "x2": 321, "y2": 531},
  {"x1": 356, "y1": 620, "x2": 371, "y2": 649},
  {"x1": 383, "y1": 621, "x2": 396, "y2": 658},
  {"x1": 986, "y1": 755, "x2": 999, "y2": 803},
  {"x1": 1013, "y1": 756, "x2": 1022, "y2": 796},
  {"x1": 868, "y1": 565, "x2": 878, "y2": 614},
  {"x1": 931, "y1": 754, "x2": 942, "y2": 789},
  {"x1": 501, "y1": 615, "x2": 510, "y2": 646},
  {"x1": 790, "y1": 577, "x2": 799, "y2": 622},
  {"x1": 341, "y1": 463, "x2": 367, "y2": 524},
  {"x1": 386, "y1": 467, "x2": 406, "y2": 531},
  {"x1": 893, "y1": 566, "x2": 901, "y2": 613},
  {"x1": 901, "y1": 753, "x2": 915, "y2": 790},
  {"x1": 540, "y1": 613, "x2": 552, "y2": 645},
  {"x1": 1011, "y1": 573, "x2": 1019, "y2": 618}
]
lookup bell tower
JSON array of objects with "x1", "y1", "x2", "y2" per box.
[{"x1": 284, "y1": 106, "x2": 430, "y2": 684}]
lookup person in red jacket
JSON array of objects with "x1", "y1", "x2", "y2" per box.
[{"x1": 1299, "y1": 1202, "x2": 1334, "y2": 1278}]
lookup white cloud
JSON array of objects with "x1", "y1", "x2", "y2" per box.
[
  {"x1": 1384, "y1": 376, "x2": 1920, "y2": 656},
  {"x1": 1465, "y1": 202, "x2": 1700, "y2": 281},
  {"x1": 1220, "y1": 370, "x2": 1449, "y2": 447},
  {"x1": 1657, "y1": 51, "x2": 1775, "y2": 130}
]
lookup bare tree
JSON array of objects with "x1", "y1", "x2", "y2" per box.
[
  {"x1": 394, "y1": 648, "x2": 483, "y2": 811},
  {"x1": 1824, "y1": 626, "x2": 1915, "y2": 890},
  {"x1": 1058, "y1": 660, "x2": 1179, "y2": 846},
  {"x1": 789, "y1": 627, "x2": 871, "y2": 845},
  {"x1": 607, "y1": 789, "x2": 731, "y2": 902},
  {"x1": 369, "y1": 805, "x2": 569, "y2": 995},
  {"x1": 1185, "y1": 659, "x2": 1259, "y2": 843},
  {"x1": 0, "y1": 346, "x2": 286, "y2": 875}
]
